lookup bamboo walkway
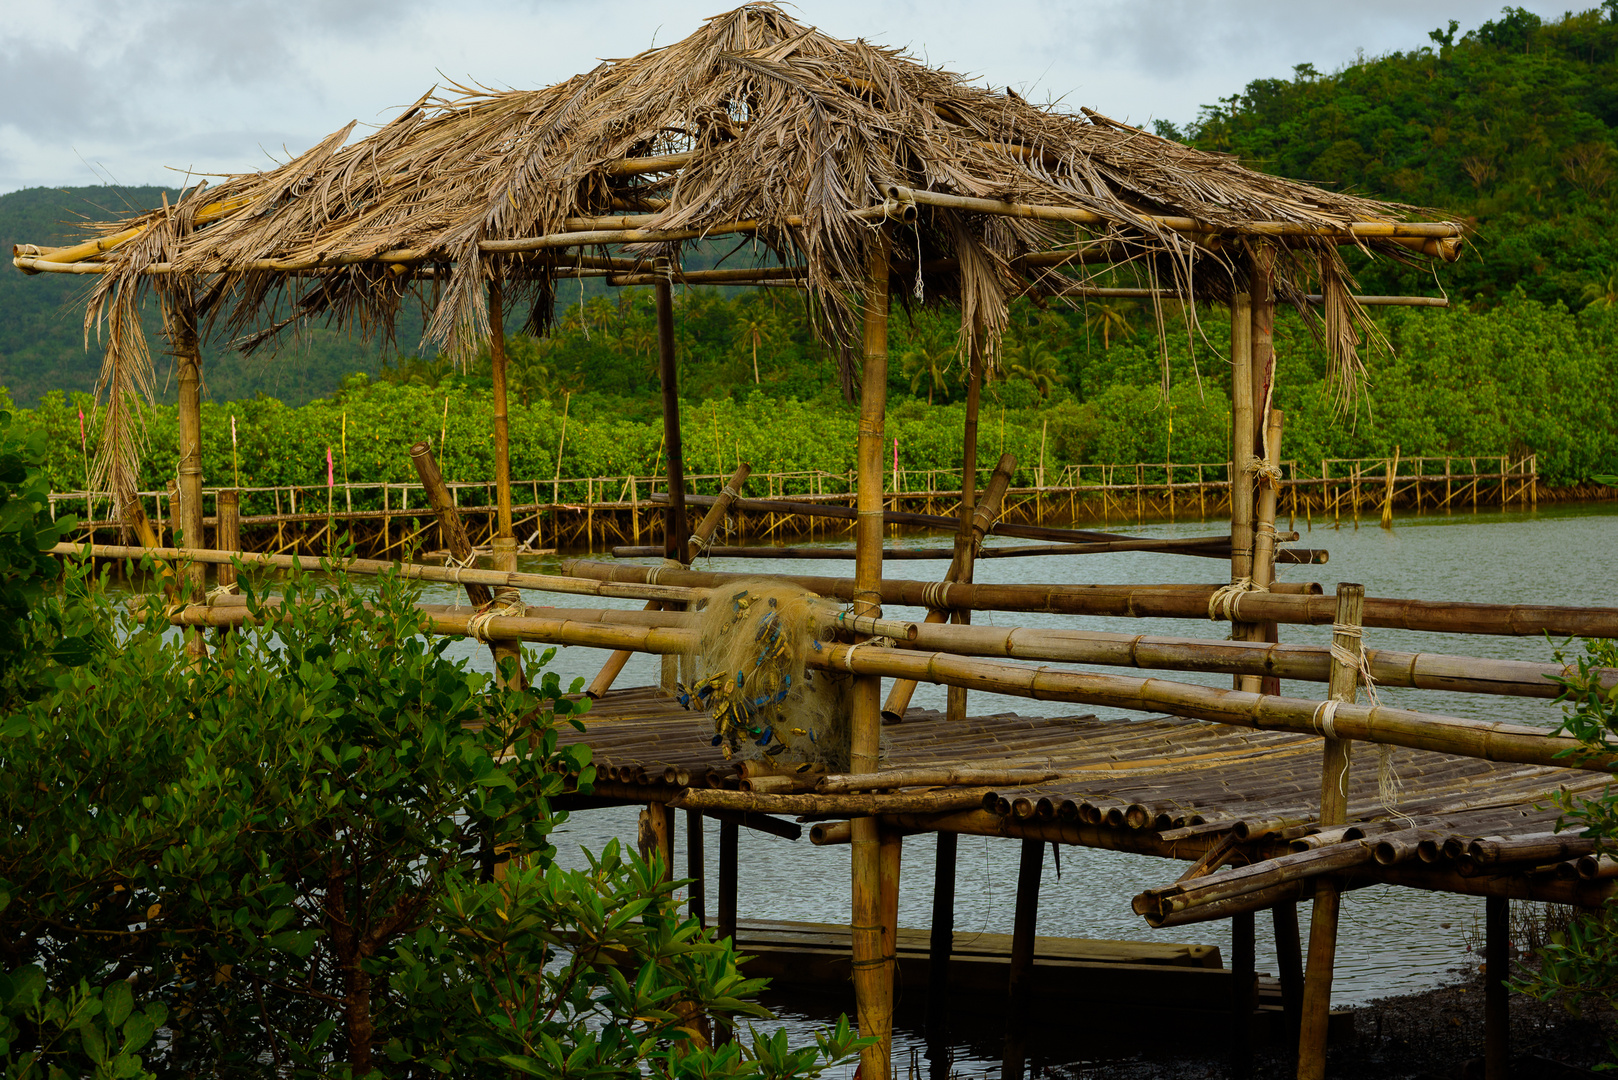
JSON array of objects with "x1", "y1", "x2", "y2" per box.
[
  {"x1": 570, "y1": 687, "x2": 1613, "y2": 915},
  {"x1": 47, "y1": 454, "x2": 1548, "y2": 559}
]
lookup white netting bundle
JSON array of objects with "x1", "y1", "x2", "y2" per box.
[{"x1": 675, "y1": 580, "x2": 853, "y2": 771}]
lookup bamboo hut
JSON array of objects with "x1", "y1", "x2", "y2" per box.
[{"x1": 26, "y1": 7, "x2": 1597, "y2": 1080}]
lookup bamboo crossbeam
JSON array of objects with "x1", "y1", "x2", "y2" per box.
[
  {"x1": 1133, "y1": 839, "x2": 1378, "y2": 923},
  {"x1": 653, "y1": 493, "x2": 1326, "y2": 561},
  {"x1": 611, "y1": 533, "x2": 1310, "y2": 560},
  {"x1": 817, "y1": 767, "x2": 1059, "y2": 793},
  {"x1": 671, "y1": 786, "x2": 992, "y2": 818},
  {"x1": 173, "y1": 590, "x2": 1612, "y2": 773},
  {"x1": 884, "y1": 184, "x2": 1464, "y2": 242},
  {"x1": 565, "y1": 560, "x2": 1618, "y2": 638},
  {"x1": 608, "y1": 266, "x2": 808, "y2": 286}
]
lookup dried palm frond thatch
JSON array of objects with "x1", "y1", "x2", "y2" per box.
[{"x1": 39, "y1": 4, "x2": 1459, "y2": 516}]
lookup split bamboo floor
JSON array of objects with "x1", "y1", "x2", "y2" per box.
[{"x1": 572, "y1": 687, "x2": 1616, "y2": 915}]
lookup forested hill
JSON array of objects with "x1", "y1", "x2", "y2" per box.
[
  {"x1": 0, "y1": 185, "x2": 413, "y2": 407},
  {"x1": 1160, "y1": 4, "x2": 1618, "y2": 308}
]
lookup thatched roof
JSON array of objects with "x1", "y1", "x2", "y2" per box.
[{"x1": 13, "y1": 3, "x2": 1462, "y2": 505}]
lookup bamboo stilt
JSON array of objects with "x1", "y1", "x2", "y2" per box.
[
  {"x1": 1275, "y1": 903, "x2": 1305, "y2": 1052},
  {"x1": 1250, "y1": 409, "x2": 1285, "y2": 695},
  {"x1": 947, "y1": 336, "x2": 984, "y2": 723},
  {"x1": 656, "y1": 270, "x2": 687, "y2": 692},
  {"x1": 488, "y1": 279, "x2": 523, "y2": 687},
  {"x1": 1485, "y1": 895, "x2": 1510, "y2": 1079},
  {"x1": 925, "y1": 831, "x2": 957, "y2": 1067},
  {"x1": 168, "y1": 302, "x2": 208, "y2": 664},
  {"x1": 851, "y1": 232, "x2": 893, "y2": 1080},
  {"x1": 638, "y1": 801, "x2": 675, "y2": 881},
  {"x1": 1002, "y1": 839, "x2": 1044, "y2": 1080},
  {"x1": 1297, "y1": 584, "x2": 1364, "y2": 1080},
  {"x1": 1231, "y1": 910, "x2": 1256, "y2": 1078},
  {"x1": 686, "y1": 809, "x2": 706, "y2": 927}
]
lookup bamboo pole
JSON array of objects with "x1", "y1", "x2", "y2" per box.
[
  {"x1": 948, "y1": 335, "x2": 984, "y2": 723},
  {"x1": 925, "y1": 830, "x2": 957, "y2": 1064},
  {"x1": 1484, "y1": 895, "x2": 1509, "y2": 1079},
  {"x1": 673, "y1": 787, "x2": 991, "y2": 817},
  {"x1": 882, "y1": 452, "x2": 1014, "y2": 721},
  {"x1": 586, "y1": 462, "x2": 750, "y2": 699},
  {"x1": 656, "y1": 270, "x2": 688, "y2": 693},
  {"x1": 1002, "y1": 839, "x2": 1045, "y2": 1080},
  {"x1": 487, "y1": 279, "x2": 523, "y2": 688},
  {"x1": 1250, "y1": 409, "x2": 1285, "y2": 694},
  {"x1": 653, "y1": 493, "x2": 1311, "y2": 561},
  {"x1": 565, "y1": 560, "x2": 1618, "y2": 639},
  {"x1": 1231, "y1": 910, "x2": 1256, "y2": 1077},
  {"x1": 409, "y1": 443, "x2": 494, "y2": 608},
  {"x1": 1229, "y1": 289, "x2": 1256, "y2": 686},
  {"x1": 686, "y1": 810, "x2": 706, "y2": 927},
  {"x1": 851, "y1": 231, "x2": 894, "y2": 1080},
  {"x1": 167, "y1": 300, "x2": 207, "y2": 663},
  {"x1": 716, "y1": 815, "x2": 739, "y2": 1047},
  {"x1": 638, "y1": 802, "x2": 675, "y2": 881},
  {"x1": 1297, "y1": 584, "x2": 1364, "y2": 1080},
  {"x1": 818, "y1": 767, "x2": 1059, "y2": 793},
  {"x1": 216, "y1": 490, "x2": 240, "y2": 590}
]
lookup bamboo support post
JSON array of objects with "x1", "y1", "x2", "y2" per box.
[
  {"x1": 925, "y1": 831, "x2": 957, "y2": 1063},
  {"x1": 637, "y1": 802, "x2": 675, "y2": 881},
  {"x1": 1231, "y1": 910, "x2": 1256, "y2": 1078},
  {"x1": 656, "y1": 269, "x2": 688, "y2": 692},
  {"x1": 947, "y1": 337, "x2": 984, "y2": 722},
  {"x1": 1229, "y1": 289, "x2": 1256, "y2": 686},
  {"x1": 488, "y1": 278, "x2": 522, "y2": 687},
  {"x1": 686, "y1": 809, "x2": 706, "y2": 927},
  {"x1": 883, "y1": 450, "x2": 1013, "y2": 722},
  {"x1": 850, "y1": 232, "x2": 894, "y2": 1080},
  {"x1": 1002, "y1": 839, "x2": 1045, "y2": 1080},
  {"x1": 168, "y1": 301, "x2": 208, "y2": 663},
  {"x1": 216, "y1": 490, "x2": 240, "y2": 590},
  {"x1": 1275, "y1": 904, "x2": 1305, "y2": 1051},
  {"x1": 1249, "y1": 409, "x2": 1285, "y2": 694},
  {"x1": 1297, "y1": 584, "x2": 1364, "y2": 1080},
  {"x1": 1485, "y1": 895, "x2": 1510, "y2": 1077}
]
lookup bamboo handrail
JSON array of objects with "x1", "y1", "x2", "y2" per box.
[
  {"x1": 165, "y1": 593, "x2": 1613, "y2": 772},
  {"x1": 564, "y1": 560, "x2": 1618, "y2": 638}
]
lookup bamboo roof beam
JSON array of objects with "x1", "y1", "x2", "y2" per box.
[{"x1": 885, "y1": 185, "x2": 1465, "y2": 247}]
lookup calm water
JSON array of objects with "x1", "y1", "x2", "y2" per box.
[{"x1": 413, "y1": 502, "x2": 1617, "y2": 1074}]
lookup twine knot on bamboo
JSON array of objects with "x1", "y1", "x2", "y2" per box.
[
  {"x1": 1246, "y1": 456, "x2": 1284, "y2": 486},
  {"x1": 205, "y1": 582, "x2": 239, "y2": 603},
  {"x1": 922, "y1": 581, "x2": 953, "y2": 611},
  {"x1": 1207, "y1": 578, "x2": 1267, "y2": 622},
  {"x1": 466, "y1": 595, "x2": 526, "y2": 642}
]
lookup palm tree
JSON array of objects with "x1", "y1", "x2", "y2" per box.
[
  {"x1": 901, "y1": 343, "x2": 956, "y2": 404},
  {"x1": 1086, "y1": 302, "x2": 1136, "y2": 349},
  {"x1": 1005, "y1": 339, "x2": 1065, "y2": 398},
  {"x1": 1582, "y1": 273, "x2": 1618, "y2": 310},
  {"x1": 734, "y1": 315, "x2": 772, "y2": 383}
]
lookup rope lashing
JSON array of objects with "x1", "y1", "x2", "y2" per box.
[
  {"x1": 466, "y1": 594, "x2": 527, "y2": 642},
  {"x1": 1207, "y1": 578, "x2": 1268, "y2": 622},
  {"x1": 205, "y1": 582, "x2": 239, "y2": 603},
  {"x1": 922, "y1": 580, "x2": 952, "y2": 611},
  {"x1": 1246, "y1": 455, "x2": 1284, "y2": 486}
]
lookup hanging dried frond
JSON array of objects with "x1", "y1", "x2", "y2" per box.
[{"x1": 41, "y1": 1, "x2": 1457, "y2": 440}]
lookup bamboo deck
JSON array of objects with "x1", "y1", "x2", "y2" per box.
[{"x1": 573, "y1": 687, "x2": 1615, "y2": 912}]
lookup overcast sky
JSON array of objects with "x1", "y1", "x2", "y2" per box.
[{"x1": 0, "y1": 0, "x2": 1576, "y2": 195}]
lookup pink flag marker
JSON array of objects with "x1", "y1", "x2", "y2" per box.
[
  {"x1": 327, "y1": 446, "x2": 335, "y2": 488},
  {"x1": 77, "y1": 407, "x2": 86, "y2": 452}
]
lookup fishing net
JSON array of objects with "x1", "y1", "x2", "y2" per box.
[{"x1": 675, "y1": 580, "x2": 853, "y2": 772}]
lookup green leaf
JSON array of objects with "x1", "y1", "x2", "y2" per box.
[{"x1": 102, "y1": 981, "x2": 131, "y2": 1028}]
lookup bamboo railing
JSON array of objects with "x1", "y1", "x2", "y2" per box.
[{"x1": 44, "y1": 453, "x2": 1549, "y2": 559}]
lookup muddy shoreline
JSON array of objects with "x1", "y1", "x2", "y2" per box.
[{"x1": 1050, "y1": 976, "x2": 1614, "y2": 1079}]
